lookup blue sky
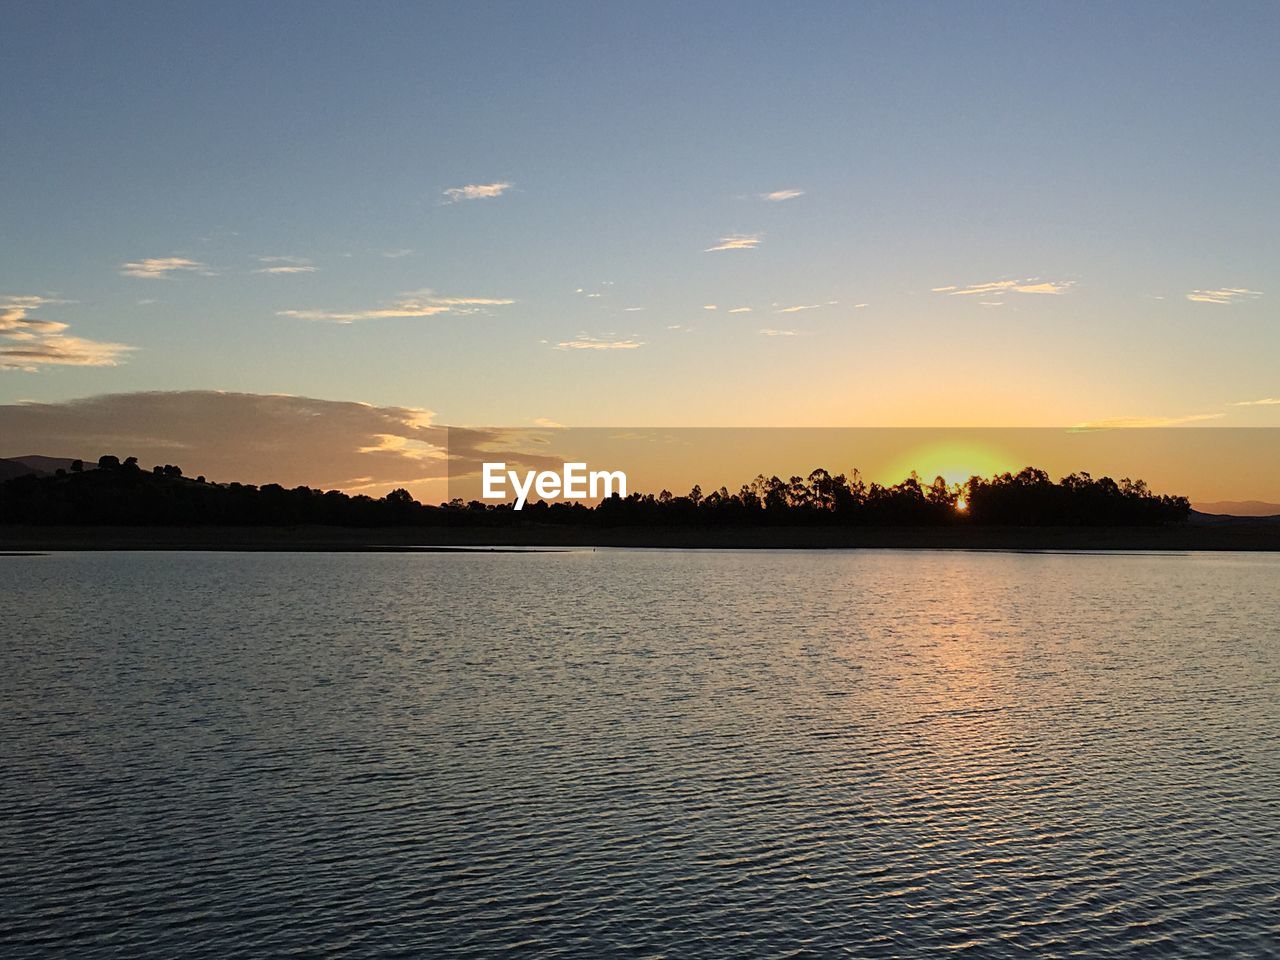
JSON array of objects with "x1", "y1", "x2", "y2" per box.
[{"x1": 2, "y1": 1, "x2": 1277, "y2": 431}]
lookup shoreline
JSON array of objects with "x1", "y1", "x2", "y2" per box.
[{"x1": 3, "y1": 523, "x2": 1279, "y2": 552}]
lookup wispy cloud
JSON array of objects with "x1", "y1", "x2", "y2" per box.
[
  {"x1": 120, "y1": 257, "x2": 208, "y2": 279},
  {"x1": 355, "y1": 433, "x2": 445, "y2": 462},
  {"x1": 381, "y1": 248, "x2": 415, "y2": 259},
  {"x1": 1185, "y1": 288, "x2": 1262, "y2": 305},
  {"x1": 776, "y1": 303, "x2": 822, "y2": 313},
  {"x1": 623, "y1": 306, "x2": 645, "y2": 312},
  {"x1": 933, "y1": 278, "x2": 1075, "y2": 297},
  {"x1": 1, "y1": 335, "x2": 135, "y2": 371},
  {"x1": 1010, "y1": 282, "x2": 1071, "y2": 295},
  {"x1": 254, "y1": 256, "x2": 317, "y2": 275},
  {"x1": 1, "y1": 295, "x2": 132, "y2": 371},
  {"x1": 442, "y1": 181, "x2": 513, "y2": 203},
  {"x1": 761, "y1": 189, "x2": 804, "y2": 202},
  {"x1": 423, "y1": 295, "x2": 518, "y2": 308},
  {"x1": 759, "y1": 328, "x2": 803, "y2": 337},
  {"x1": 555, "y1": 336, "x2": 644, "y2": 351},
  {"x1": 279, "y1": 290, "x2": 514, "y2": 324},
  {"x1": 705, "y1": 233, "x2": 762, "y2": 253},
  {"x1": 0, "y1": 295, "x2": 73, "y2": 310},
  {"x1": 279, "y1": 301, "x2": 450, "y2": 323},
  {"x1": 532, "y1": 417, "x2": 565, "y2": 428},
  {"x1": 1229, "y1": 397, "x2": 1280, "y2": 406},
  {"x1": 728, "y1": 306, "x2": 752, "y2": 314},
  {"x1": 1, "y1": 308, "x2": 69, "y2": 336},
  {"x1": 1070, "y1": 413, "x2": 1224, "y2": 431},
  {"x1": 703, "y1": 304, "x2": 718, "y2": 311}
]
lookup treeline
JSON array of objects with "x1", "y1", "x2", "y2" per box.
[
  {"x1": 452, "y1": 467, "x2": 1190, "y2": 527},
  {"x1": 0, "y1": 456, "x2": 1189, "y2": 527}
]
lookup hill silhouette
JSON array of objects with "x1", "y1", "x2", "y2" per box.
[
  {"x1": 0, "y1": 455, "x2": 432, "y2": 527},
  {"x1": 1192, "y1": 500, "x2": 1280, "y2": 518}
]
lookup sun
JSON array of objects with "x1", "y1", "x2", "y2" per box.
[
  {"x1": 955, "y1": 496, "x2": 968, "y2": 512},
  {"x1": 886, "y1": 440, "x2": 1014, "y2": 490}
]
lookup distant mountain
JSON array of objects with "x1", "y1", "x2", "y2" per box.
[
  {"x1": 0, "y1": 455, "x2": 94, "y2": 481},
  {"x1": 1193, "y1": 501, "x2": 1280, "y2": 518},
  {"x1": 6, "y1": 455, "x2": 90, "y2": 475},
  {"x1": 1189, "y1": 509, "x2": 1280, "y2": 527}
]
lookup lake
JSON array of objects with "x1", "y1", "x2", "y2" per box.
[{"x1": 2, "y1": 550, "x2": 1278, "y2": 957}]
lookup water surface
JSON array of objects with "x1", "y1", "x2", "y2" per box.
[{"x1": 2, "y1": 550, "x2": 1278, "y2": 957}]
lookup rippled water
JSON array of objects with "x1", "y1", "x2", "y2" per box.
[{"x1": 2, "y1": 550, "x2": 1278, "y2": 957}]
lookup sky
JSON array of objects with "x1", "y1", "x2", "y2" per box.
[{"x1": 2, "y1": 2, "x2": 1277, "y2": 496}]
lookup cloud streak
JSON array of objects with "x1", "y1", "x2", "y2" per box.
[
  {"x1": 1185, "y1": 288, "x2": 1262, "y2": 305},
  {"x1": 1230, "y1": 397, "x2": 1280, "y2": 406},
  {"x1": 705, "y1": 233, "x2": 762, "y2": 252},
  {"x1": 120, "y1": 257, "x2": 208, "y2": 279},
  {"x1": 279, "y1": 290, "x2": 514, "y2": 323},
  {"x1": 443, "y1": 181, "x2": 513, "y2": 203},
  {"x1": 254, "y1": 256, "x2": 317, "y2": 275},
  {"x1": 933, "y1": 278, "x2": 1075, "y2": 297},
  {"x1": 761, "y1": 189, "x2": 804, "y2": 202},
  {"x1": 555, "y1": 336, "x2": 644, "y2": 351},
  {"x1": 1070, "y1": 413, "x2": 1224, "y2": 431}
]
